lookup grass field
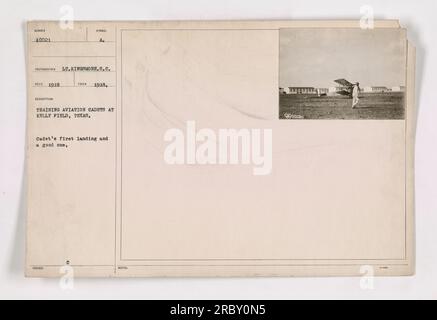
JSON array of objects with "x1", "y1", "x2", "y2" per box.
[{"x1": 279, "y1": 92, "x2": 405, "y2": 120}]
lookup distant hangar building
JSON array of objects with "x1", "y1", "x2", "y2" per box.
[
  {"x1": 288, "y1": 87, "x2": 316, "y2": 94},
  {"x1": 286, "y1": 87, "x2": 329, "y2": 95},
  {"x1": 362, "y1": 86, "x2": 404, "y2": 93},
  {"x1": 362, "y1": 86, "x2": 390, "y2": 93},
  {"x1": 391, "y1": 86, "x2": 405, "y2": 92}
]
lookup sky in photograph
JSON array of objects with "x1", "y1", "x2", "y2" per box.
[{"x1": 279, "y1": 28, "x2": 406, "y2": 89}]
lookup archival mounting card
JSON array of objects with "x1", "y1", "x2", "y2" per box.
[{"x1": 25, "y1": 20, "x2": 415, "y2": 277}]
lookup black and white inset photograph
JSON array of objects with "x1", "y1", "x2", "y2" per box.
[{"x1": 279, "y1": 28, "x2": 407, "y2": 120}]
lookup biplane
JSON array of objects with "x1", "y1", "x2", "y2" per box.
[{"x1": 334, "y1": 79, "x2": 359, "y2": 97}]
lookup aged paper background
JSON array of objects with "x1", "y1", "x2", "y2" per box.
[{"x1": 25, "y1": 20, "x2": 415, "y2": 277}]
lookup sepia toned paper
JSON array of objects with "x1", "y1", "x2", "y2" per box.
[{"x1": 25, "y1": 20, "x2": 415, "y2": 277}]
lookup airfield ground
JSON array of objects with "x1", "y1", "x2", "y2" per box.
[{"x1": 279, "y1": 92, "x2": 405, "y2": 120}]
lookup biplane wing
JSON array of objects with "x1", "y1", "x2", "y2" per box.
[{"x1": 334, "y1": 78, "x2": 353, "y2": 87}]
